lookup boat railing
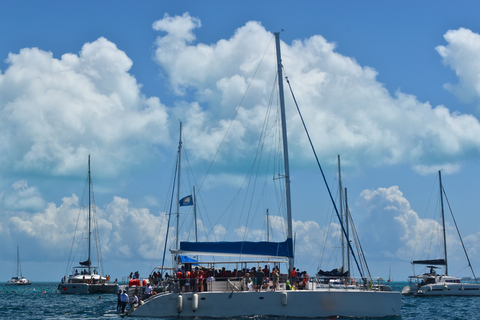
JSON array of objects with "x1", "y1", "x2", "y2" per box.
[
  {"x1": 125, "y1": 274, "x2": 390, "y2": 296},
  {"x1": 309, "y1": 276, "x2": 390, "y2": 291}
]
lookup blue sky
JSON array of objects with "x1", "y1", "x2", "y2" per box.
[{"x1": 2, "y1": 1, "x2": 480, "y2": 282}]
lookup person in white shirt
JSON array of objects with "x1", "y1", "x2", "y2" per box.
[
  {"x1": 130, "y1": 293, "x2": 139, "y2": 308},
  {"x1": 120, "y1": 290, "x2": 129, "y2": 314},
  {"x1": 144, "y1": 284, "x2": 153, "y2": 298}
]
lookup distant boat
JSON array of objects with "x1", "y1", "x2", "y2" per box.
[
  {"x1": 402, "y1": 170, "x2": 480, "y2": 296},
  {"x1": 6, "y1": 246, "x2": 31, "y2": 286},
  {"x1": 387, "y1": 267, "x2": 393, "y2": 282},
  {"x1": 58, "y1": 155, "x2": 118, "y2": 294}
]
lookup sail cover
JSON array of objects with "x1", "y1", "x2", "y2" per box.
[
  {"x1": 79, "y1": 259, "x2": 91, "y2": 266},
  {"x1": 412, "y1": 259, "x2": 446, "y2": 265},
  {"x1": 178, "y1": 239, "x2": 293, "y2": 258},
  {"x1": 317, "y1": 267, "x2": 349, "y2": 277}
]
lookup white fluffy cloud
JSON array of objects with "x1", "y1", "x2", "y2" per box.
[
  {"x1": 356, "y1": 185, "x2": 476, "y2": 275},
  {"x1": 152, "y1": 14, "x2": 480, "y2": 172},
  {"x1": 0, "y1": 37, "x2": 169, "y2": 178},
  {"x1": 4, "y1": 183, "x2": 170, "y2": 264},
  {"x1": 436, "y1": 28, "x2": 480, "y2": 108}
]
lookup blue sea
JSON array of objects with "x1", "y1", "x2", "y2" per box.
[{"x1": 1, "y1": 282, "x2": 480, "y2": 319}]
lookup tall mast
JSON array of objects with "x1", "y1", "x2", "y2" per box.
[
  {"x1": 176, "y1": 122, "x2": 183, "y2": 250},
  {"x1": 345, "y1": 187, "x2": 351, "y2": 277},
  {"x1": 266, "y1": 208, "x2": 270, "y2": 241},
  {"x1": 337, "y1": 155, "x2": 345, "y2": 272},
  {"x1": 194, "y1": 186, "x2": 198, "y2": 242},
  {"x1": 16, "y1": 246, "x2": 21, "y2": 278},
  {"x1": 439, "y1": 170, "x2": 448, "y2": 276},
  {"x1": 274, "y1": 32, "x2": 294, "y2": 272},
  {"x1": 88, "y1": 154, "x2": 92, "y2": 274}
]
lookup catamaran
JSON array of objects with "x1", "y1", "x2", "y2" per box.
[
  {"x1": 402, "y1": 170, "x2": 480, "y2": 296},
  {"x1": 58, "y1": 155, "x2": 118, "y2": 294},
  {"x1": 6, "y1": 246, "x2": 31, "y2": 286},
  {"x1": 129, "y1": 32, "x2": 401, "y2": 318}
]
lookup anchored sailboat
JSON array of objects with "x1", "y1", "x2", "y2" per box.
[
  {"x1": 129, "y1": 32, "x2": 400, "y2": 318},
  {"x1": 58, "y1": 155, "x2": 118, "y2": 294},
  {"x1": 402, "y1": 170, "x2": 480, "y2": 296},
  {"x1": 6, "y1": 246, "x2": 31, "y2": 286}
]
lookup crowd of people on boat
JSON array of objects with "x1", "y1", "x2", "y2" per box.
[
  {"x1": 60, "y1": 269, "x2": 113, "y2": 284},
  {"x1": 143, "y1": 264, "x2": 310, "y2": 293}
]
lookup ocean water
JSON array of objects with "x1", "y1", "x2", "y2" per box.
[{"x1": 1, "y1": 282, "x2": 480, "y2": 319}]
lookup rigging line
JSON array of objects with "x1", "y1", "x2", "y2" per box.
[
  {"x1": 160, "y1": 153, "x2": 179, "y2": 274},
  {"x1": 240, "y1": 85, "x2": 277, "y2": 242},
  {"x1": 179, "y1": 147, "x2": 209, "y2": 242},
  {"x1": 429, "y1": 191, "x2": 441, "y2": 259},
  {"x1": 271, "y1": 75, "x2": 289, "y2": 241},
  {"x1": 90, "y1": 177, "x2": 103, "y2": 275},
  {"x1": 318, "y1": 190, "x2": 336, "y2": 270},
  {"x1": 150, "y1": 150, "x2": 180, "y2": 271},
  {"x1": 195, "y1": 35, "x2": 276, "y2": 199},
  {"x1": 65, "y1": 173, "x2": 89, "y2": 277},
  {"x1": 284, "y1": 74, "x2": 364, "y2": 279},
  {"x1": 348, "y1": 208, "x2": 371, "y2": 278},
  {"x1": 442, "y1": 185, "x2": 478, "y2": 283},
  {"x1": 411, "y1": 175, "x2": 437, "y2": 262}
]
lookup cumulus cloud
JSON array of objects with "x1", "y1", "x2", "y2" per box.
[
  {"x1": 2, "y1": 180, "x2": 46, "y2": 212},
  {"x1": 5, "y1": 185, "x2": 170, "y2": 264},
  {"x1": 356, "y1": 185, "x2": 476, "y2": 275},
  {"x1": 436, "y1": 28, "x2": 480, "y2": 108},
  {"x1": 0, "y1": 37, "x2": 170, "y2": 178},
  {"x1": 152, "y1": 14, "x2": 480, "y2": 172}
]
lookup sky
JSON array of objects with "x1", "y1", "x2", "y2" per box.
[{"x1": 2, "y1": 1, "x2": 480, "y2": 282}]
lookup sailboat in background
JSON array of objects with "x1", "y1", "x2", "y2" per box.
[
  {"x1": 402, "y1": 170, "x2": 480, "y2": 296},
  {"x1": 58, "y1": 155, "x2": 118, "y2": 294},
  {"x1": 6, "y1": 246, "x2": 31, "y2": 286},
  {"x1": 387, "y1": 267, "x2": 393, "y2": 282},
  {"x1": 130, "y1": 32, "x2": 400, "y2": 318}
]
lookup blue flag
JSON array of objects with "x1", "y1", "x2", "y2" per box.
[{"x1": 179, "y1": 195, "x2": 193, "y2": 206}]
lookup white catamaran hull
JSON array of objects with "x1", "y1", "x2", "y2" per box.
[
  {"x1": 6, "y1": 278, "x2": 31, "y2": 286},
  {"x1": 130, "y1": 290, "x2": 401, "y2": 318},
  {"x1": 405, "y1": 283, "x2": 480, "y2": 296}
]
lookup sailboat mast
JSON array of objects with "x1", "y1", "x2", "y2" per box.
[
  {"x1": 176, "y1": 122, "x2": 183, "y2": 250},
  {"x1": 345, "y1": 187, "x2": 351, "y2": 277},
  {"x1": 274, "y1": 32, "x2": 294, "y2": 272},
  {"x1": 266, "y1": 208, "x2": 270, "y2": 242},
  {"x1": 337, "y1": 155, "x2": 345, "y2": 272},
  {"x1": 88, "y1": 154, "x2": 92, "y2": 274},
  {"x1": 439, "y1": 170, "x2": 448, "y2": 276},
  {"x1": 194, "y1": 185, "x2": 198, "y2": 243},
  {"x1": 16, "y1": 246, "x2": 20, "y2": 278}
]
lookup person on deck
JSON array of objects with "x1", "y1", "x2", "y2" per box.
[
  {"x1": 144, "y1": 284, "x2": 153, "y2": 298},
  {"x1": 272, "y1": 269, "x2": 279, "y2": 291},
  {"x1": 256, "y1": 268, "x2": 265, "y2": 291},
  {"x1": 116, "y1": 289, "x2": 122, "y2": 312},
  {"x1": 290, "y1": 268, "x2": 297, "y2": 288},
  {"x1": 130, "y1": 293, "x2": 139, "y2": 309},
  {"x1": 120, "y1": 290, "x2": 129, "y2": 314}
]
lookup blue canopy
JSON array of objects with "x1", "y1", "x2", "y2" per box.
[{"x1": 178, "y1": 239, "x2": 293, "y2": 258}]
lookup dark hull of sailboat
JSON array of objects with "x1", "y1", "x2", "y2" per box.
[{"x1": 58, "y1": 283, "x2": 119, "y2": 294}]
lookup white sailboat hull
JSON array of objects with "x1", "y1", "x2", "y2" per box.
[
  {"x1": 6, "y1": 277, "x2": 31, "y2": 286},
  {"x1": 130, "y1": 289, "x2": 401, "y2": 318},
  {"x1": 405, "y1": 282, "x2": 480, "y2": 296}
]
